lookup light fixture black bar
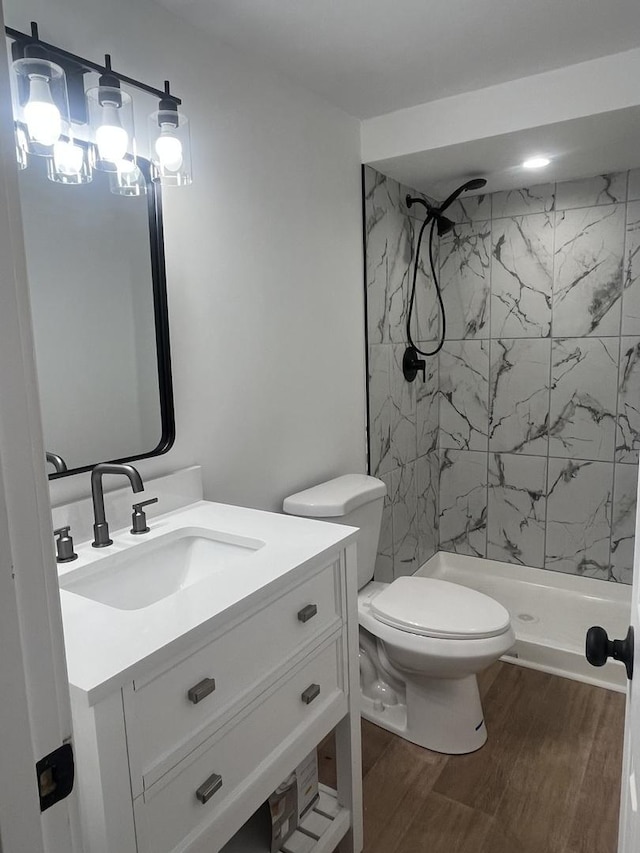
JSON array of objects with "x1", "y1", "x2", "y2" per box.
[{"x1": 5, "y1": 22, "x2": 182, "y2": 105}]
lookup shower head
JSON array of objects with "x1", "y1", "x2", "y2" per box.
[
  {"x1": 463, "y1": 178, "x2": 488, "y2": 192},
  {"x1": 406, "y1": 178, "x2": 486, "y2": 236},
  {"x1": 436, "y1": 215, "x2": 455, "y2": 237},
  {"x1": 437, "y1": 177, "x2": 487, "y2": 215}
]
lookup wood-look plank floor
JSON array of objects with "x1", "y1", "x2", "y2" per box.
[{"x1": 318, "y1": 662, "x2": 625, "y2": 853}]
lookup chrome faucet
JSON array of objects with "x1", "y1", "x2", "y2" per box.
[{"x1": 91, "y1": 463, "x2": 144, "y2": 548}]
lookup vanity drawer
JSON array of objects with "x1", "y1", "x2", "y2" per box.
[
  {"x1": 125, "y1": 560, "x2": 342, "y2": 786},
  {"x1": 133, "y1": 634, "x2": 345, "y2": 853}
]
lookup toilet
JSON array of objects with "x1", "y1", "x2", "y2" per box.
[{"x1": 283, "y1": 474, "x2": 515, "y2": 754}]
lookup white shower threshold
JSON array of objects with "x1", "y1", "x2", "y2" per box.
[{"x1": 417, "y1": 552, "x2": 632, "y2": 693}]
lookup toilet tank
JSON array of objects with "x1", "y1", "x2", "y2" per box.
[{"x1": 283, "y1": 474, "x2": 386, "y2": 590}]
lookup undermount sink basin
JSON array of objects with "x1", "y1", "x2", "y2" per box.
[{"x1": 61, "y1": 527, "x2": 265, "y2": 611}]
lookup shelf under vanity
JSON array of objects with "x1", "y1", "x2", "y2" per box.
[{"x1": 223, "y1": 786, "x2": 350, "y2": 853}]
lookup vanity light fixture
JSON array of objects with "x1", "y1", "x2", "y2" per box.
[
  {"x1": 109, "y1": 159, "x2": 148, "y2": 197},
  {"x1": 149, "y1": 81, "x2": 192, "y2": 187},
  {"x1": 47, "y1": 134, "x2": 94, "y2": 184},
  {"x1": 86, "y1": 57, "x2": 135, "y2": 172},
  {"x1": 522, "y1": 156, "x2": 551, "y2": 169},
  {"x1": 12, "y1": 48, "x2": 70, "y2": 156},
  {"x1": 7, "y1": 21, "x2": 192, "y2": 192}
]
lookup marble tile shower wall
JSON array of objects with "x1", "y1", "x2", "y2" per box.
[
  {"x1": 364, "y1": 166, "x2": 440, "y2": 582},
  {"x1": 364, "y1": 165, "x2": 640, "y2": 585}
]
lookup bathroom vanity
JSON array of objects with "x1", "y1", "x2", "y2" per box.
[{"x1": 57, "y1": 495, "x2": 362, "y2": 853}]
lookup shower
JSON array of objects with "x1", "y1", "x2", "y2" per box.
[{"x1": 402, "y1": 177, "x2": 487, "y2": 381}]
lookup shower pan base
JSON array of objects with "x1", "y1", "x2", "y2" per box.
[{"x1": 416, "y1": 552, "x2": 632, "y2": 693}]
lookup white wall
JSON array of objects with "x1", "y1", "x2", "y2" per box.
[{"x1": 5, "y1": 0, "x2": 367, "y2": 511}]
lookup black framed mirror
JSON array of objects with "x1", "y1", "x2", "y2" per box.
[{"x1": 18, "y1": 153, "x2": 175, "y2": 478}]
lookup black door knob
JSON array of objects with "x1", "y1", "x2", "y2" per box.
[{"x1": 585, "y1": 625, "x2": 634, "y2": 680}]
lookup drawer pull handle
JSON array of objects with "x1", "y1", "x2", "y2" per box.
[
  {"x1": 298, "y1": 604, "x2": 318, "y2": 623},
  {"x1": 196, "y1": 773, "x2": 223, "y2": 804},
  {"x1": 301, "y1": 683, "x2": 321, "y2": 705},
  {"x1": 188, "y1": 678, "x2": 216, "y2": 705}
]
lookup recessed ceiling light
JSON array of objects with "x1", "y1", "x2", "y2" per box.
[{"x1": 523, "y1": 156, "x2": 551, "y2": 169}]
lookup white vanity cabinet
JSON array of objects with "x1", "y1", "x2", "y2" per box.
[{"x1": 68, "y1": 538, "x2": 363, "y2": 853}]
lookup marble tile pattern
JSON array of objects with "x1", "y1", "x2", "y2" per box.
[
  {"x1": 439, "y1": 340, "x2": 489, "y2": 451},
  {"x1": 554, "y1": 172, "x2": 627, "y2": 211},
  {"x1": 439, "y1": 449, "x2": 488, "y2": 557},
  {"x1": 417, "y1": 454, "x2": 439, "y2": 566},
  {"x1": 491, "y1": 213, "x2": 553, "y2": 337},
  {"x1": 491, "y1": 183, "x2": 555, "y2": 219},
  {"x1": 439, "y1": 221, "x2": 491, "y2": 340},
  {"x1": 374, "y1": 472, "x2": 394, "y2": 584},
  {"x1": 611, "y1": 464, "x2": 638, "y2": 584},
  {"x1": 447, "y1": 192, "x2": 492, "y2": 224},
  {"x1": 549, "y1": 338, "x2": 618, "y2": 461},
  {"x1": 488, "y1": 453, "x2": 547, "y2": 568},
  {"x1": 545, "y1": 459, "x2": 613, "y2": 579},
  {"x1": 368, "y1": 344, "x2": 394, "y2": 477},
  {"x1": 489, "y1": 338, "x2": 550, "y2": 455},
  {"x1": 553, "y1": 205, "x2": 625, "y2": 337},
  {"x1": 391, "y1": 462, "x2": 419, "y2": 576},
  {"x1": 364, "y1": 167, "x2": 640, "y2": 583},
  {"x1": 363, "y1": 166, "x2": 441, "y2": 581},
  {"x1": 622, "y1": 201, "x2": 640, "y2": 335},
  {"x1": 616, "y1": 337, "x2": 640, "y2": 464}
]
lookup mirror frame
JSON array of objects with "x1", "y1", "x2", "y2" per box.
[{"x1": 46, "y1": 156, "x2": 175, "y2": 479}]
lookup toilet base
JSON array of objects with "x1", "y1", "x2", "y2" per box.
[{"x1": 360, "y1": 673, "x2": 487, "y2": 754}]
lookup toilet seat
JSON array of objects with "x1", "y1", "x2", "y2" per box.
[{"x1": 370, "y1": 576, "x2": 511, "y2": 640}]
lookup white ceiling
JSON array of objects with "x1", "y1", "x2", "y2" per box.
[
  {"x1": 374, "y1": 107, "x2": 640, "y2": 198},
  {"x1": 159, "y1": 0, "x2": 640, "y2": 119}
]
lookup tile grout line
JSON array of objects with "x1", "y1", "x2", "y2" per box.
[
  {"x1": 543, "y1": 182, "x2": 558, "y2": 571},
  {"x1": 485, "y1": 202, "x2": 493, "y2": 560},
  {"x1": 609, "y1": 171, "x2": 631, "y2": 580}
]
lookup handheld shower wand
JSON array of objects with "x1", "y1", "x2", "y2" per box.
[{"x1": 403, "y1": 177, "x2": 487, "y2": 380}]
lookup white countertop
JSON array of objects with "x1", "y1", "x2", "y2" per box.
[{"x1": 59, "y1": 500, "x2": 357, "y2": 705}]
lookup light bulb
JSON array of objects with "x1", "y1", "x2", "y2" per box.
[
  {"x1": 155, "y1": 124, "x2": 183, "y2": 171},
  {"x1": 24, "y1": 75, "x2": 61, "y2": 146},
  {"x1": 53, "y1": 139, "x2": 83, "y2": 175},
  {"x1": 96, "y1": 103, "x2": 129, "y2": 162}
]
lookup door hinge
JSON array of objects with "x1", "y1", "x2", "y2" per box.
[{"x1": 36, "y1": 742, "x2": 74, "y2": 812}]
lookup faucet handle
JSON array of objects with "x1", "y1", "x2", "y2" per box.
[
  {"x1": 131, "y1": 498, "x2": 158, "y2": 535},
  {"x1": 54, "y1": 526, "x2": 78, "y2": 563}
]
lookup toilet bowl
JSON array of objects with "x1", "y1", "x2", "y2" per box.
[{"x1": 283, "y1": 474, "x2": 515, "y2": 754}]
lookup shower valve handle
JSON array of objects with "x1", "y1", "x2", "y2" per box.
[{"x1": 402, "y1": 346, "x2": 426, "y2": 383}]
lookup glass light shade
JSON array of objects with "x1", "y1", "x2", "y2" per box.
[
  {"x1": 47, "y1": 135, "x2": 94, "y2": 185},
  {"x1": 12, "y1": 57, "x2": 70, "y2": 156},
  {"x1": 86, "y1": 85, "x2": 135, "y2": 173},
  {"x1": 148, "y1": 109, "x2": 192, "y2": 187},
  {"x1": 15, "y1": 123, "x2": 29, "y2": 170},
  {"x1": 109, "y1": 159, "x2": 147, "y2": 197}
]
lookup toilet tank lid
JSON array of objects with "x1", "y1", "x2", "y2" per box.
[{"x1": 283, "y1": 474, "x2": 386, "y2": 517}]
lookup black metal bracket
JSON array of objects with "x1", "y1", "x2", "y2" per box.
[
  {"x1": 36, "y1": 742, "x2": 74, "y2": 812},
  {"x1": 6, "y1": 20, "x2": 182, "y2": 125}
]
